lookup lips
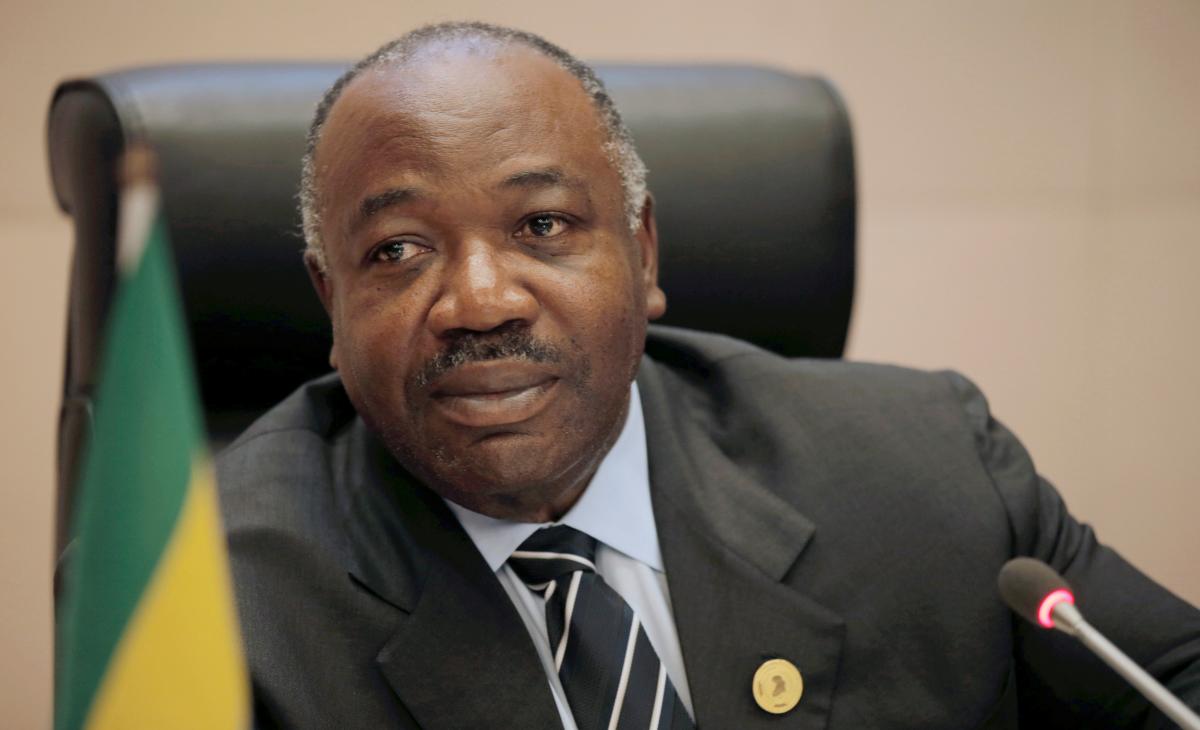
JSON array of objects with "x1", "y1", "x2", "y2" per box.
[{"x1": 429, "y1": 360, "x2": 561, "y2": 428}]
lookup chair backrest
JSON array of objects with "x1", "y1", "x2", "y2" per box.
[{"x1": 47, "y1": 62, "x2": 856, "y2": 552}]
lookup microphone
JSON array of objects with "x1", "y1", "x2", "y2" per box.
[{"x1": 998, "y1": 557, "x2": 1200, "y2": 730}]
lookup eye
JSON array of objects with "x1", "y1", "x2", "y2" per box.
[
  {"x1": 517, "y1": 214, "x2": 569, "y2": 239},
  {"x1": 368, "y1": 239, "x2": 431, "y2": 264}
]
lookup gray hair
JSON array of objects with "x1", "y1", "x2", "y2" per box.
[{"x1": 300, "y1": 21, "x2": 648, "y2": 271}]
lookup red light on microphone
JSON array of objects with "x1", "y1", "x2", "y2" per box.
[{"x1": 1037, "y1": 588, "x2": 1075, "y2": 628}]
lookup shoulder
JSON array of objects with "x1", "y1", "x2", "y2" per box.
[
  {"x1": 215, "y1": 373, "x2": 356, "y2": 535},
  {"x1": 640, "y1": 326, "x2": 1007, "y2": 536},
  {"x1": 221, "y1": 372, "x2": 354, "y2": 453},
  {"x1": 642, "y1": 324, "x2": 981, "y2": 425}
]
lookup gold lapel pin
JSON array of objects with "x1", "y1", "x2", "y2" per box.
[{"x1": 752, "y1": 658, "x2": 804, "y2": 714}]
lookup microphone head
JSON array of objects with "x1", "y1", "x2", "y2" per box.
[{"x1": 998, "y1": 557, "x2": 1075, "y2": 629}]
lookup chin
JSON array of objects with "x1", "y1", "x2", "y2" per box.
[
  {"x1": 369, "y1": 368, "x2": 633, "y2": 517},
  {"x1": 454, "y1": 430, "x2": 578, "y2": 490}
]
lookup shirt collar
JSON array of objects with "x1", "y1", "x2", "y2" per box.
[{"x1": 445, "y1": 382, "x2": 663, "y2": 573}]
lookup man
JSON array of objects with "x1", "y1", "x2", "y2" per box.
[{"x1": 217, "y1": 21, "x2": 1200, "y2": 729}]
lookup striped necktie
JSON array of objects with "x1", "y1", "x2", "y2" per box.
[{"x1": 508, "y1": 525, "x2": 694, "y2": 730}]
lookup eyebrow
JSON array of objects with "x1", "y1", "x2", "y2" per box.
[
  {"x1": 500, "y1": 167, "x2": 588, "y2": 193},
  {"x1": 353, "y1": 186, "x2": 425, "y2": 232},
  {"x1": 350, "y1": 169, "x2": 587, "y2": 232}
]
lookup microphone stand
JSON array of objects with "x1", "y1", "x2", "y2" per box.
[{"x1": 1051, "y1": 602, "x2": 1200, "y2": 730}]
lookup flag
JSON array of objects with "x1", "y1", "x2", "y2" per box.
[{"x1": 55, "y1": 144, "x2": 249, "y2": 730}]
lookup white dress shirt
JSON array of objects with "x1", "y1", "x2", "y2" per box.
[{"x1": 445, "y1": 382, "x2": 694, "y2": 729}]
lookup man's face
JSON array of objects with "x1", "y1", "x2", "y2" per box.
[{"x1": 308, "y1": 44, "x2": 666, "y2": 520}]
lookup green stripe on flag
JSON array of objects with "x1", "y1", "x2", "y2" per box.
[{"x1": 56, "y1": 212, "x2": 205, "y2": 730}]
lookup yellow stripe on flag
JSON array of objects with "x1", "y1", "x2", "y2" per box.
[{"x1": 86, "y1": 457, "x2": 248, "y2": 730}]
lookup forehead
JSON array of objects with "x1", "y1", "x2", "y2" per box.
[{"x1": 314, "y1": 44, "x2": 616, "y2": 203}]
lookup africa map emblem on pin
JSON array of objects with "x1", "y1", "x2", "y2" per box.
[{"x1": 753, "y1": 658, "x2": 804, "y2": 714}]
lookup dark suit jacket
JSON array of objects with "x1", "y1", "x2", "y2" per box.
[{"x1": 216, "y1": 326, "x2": 1200, "y2": 729}]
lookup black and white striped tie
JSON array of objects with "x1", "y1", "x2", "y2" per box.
[{"x1": 508, "y1": 526, "x2": 694, "y2": 730}]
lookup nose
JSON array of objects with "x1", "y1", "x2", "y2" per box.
[{"x1": 427, "y1": 240, "x2": 539, "y2": 338}]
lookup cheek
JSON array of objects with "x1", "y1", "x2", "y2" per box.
[
  {"x1": 564, "y1": 261, "x2": 647, "y2": 363},
  {"x1": 332, "y1": 290, "x2": 425, "y2": 390}
]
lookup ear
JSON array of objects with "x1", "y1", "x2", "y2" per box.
[
  {"x1": 634, "y1": 193, "x2": 667, "y2": 320},
  {"x1": 304, "y1": 250, "x2": 340, "y2": 370}
]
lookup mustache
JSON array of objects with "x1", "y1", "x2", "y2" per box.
[{"x1": 414, "y1": 326, "x2": 563, "y2": 389}]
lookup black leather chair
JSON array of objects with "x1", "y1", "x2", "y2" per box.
[{"x1": 46, "y1": 62, "x2": 856, "y2": 556}]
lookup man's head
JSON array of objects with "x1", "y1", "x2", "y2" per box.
[
  {"x1": 302, "y1": 22, "x2": 667, "y2": 522},
  {"x1": 300, "y1": 22, "x2": 648, "y2": 273}
]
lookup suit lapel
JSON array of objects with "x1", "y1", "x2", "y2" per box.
[
  {"x1": 337, "y1": 421, "x2": 561, "y2": 730},
  {"x1": 372, "y1": 528, "x2": 562, "y2": 730},
  {"x1": 639, "y1": 358, "x2": 846, "y2": 730}
]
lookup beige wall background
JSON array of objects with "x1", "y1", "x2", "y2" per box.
[{"x1": 3, "y1": 1, "x2": 1198, "y2": 726}]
